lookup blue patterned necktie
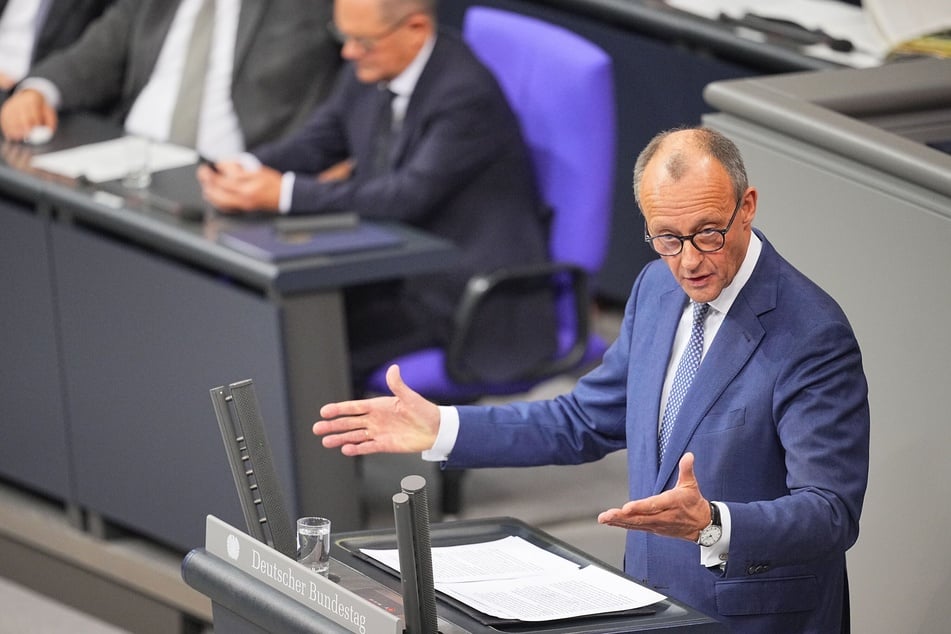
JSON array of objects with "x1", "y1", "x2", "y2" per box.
[{"x1": 659, "y1": 301, "x2": 710, "y2": 461}]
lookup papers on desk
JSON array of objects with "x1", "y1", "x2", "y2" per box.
[
  {"x1": 362, "y1": 535, "x2": 666, "y2": 622},
  {"x1": 30, "y1": 136, "x2": 198, "y2": 183},
  {"x1": 666, "y1": 0, "x2": 890, "y2": 66},
  {"x1": 864, "y1": 0, "x2": 951, "y2": 57}
]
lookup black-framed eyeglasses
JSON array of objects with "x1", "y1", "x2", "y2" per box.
[
  {"x1": 644, "y1": 196, "x2": 743, "y2": 257},
  {"x1": 327, "y1": 12, "x2": 416, "y2": 52}
]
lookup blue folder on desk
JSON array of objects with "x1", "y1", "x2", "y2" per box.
[{"x1": 219, "y1": 221, "x2": 403, "y2": 261}]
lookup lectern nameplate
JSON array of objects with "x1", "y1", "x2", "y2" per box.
[{"x1": 205, "y1": 515, "x2": 402, "y2": 634}]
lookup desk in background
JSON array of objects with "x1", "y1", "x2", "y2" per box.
[{"x1": 0, "y1": 115, "x2": 457, "y2": 553}]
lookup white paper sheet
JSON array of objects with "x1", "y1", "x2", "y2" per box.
[
  {"x1": 362, "y1": 535, "x2": 666, "y2": 621},
  {"x1": 363, "y1": 535, "x2": 580, "y2": 583},
  {"x1": 438, "y1": 565, "x2": 667, "y2": 621},
  {"x1": 863, "y1": 0, "x2": 951, "y2": 47},
  {"x1": 30, "y1": 136, "x2": 198, "y2": 183}
]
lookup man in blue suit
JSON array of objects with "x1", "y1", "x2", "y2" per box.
[
  {"x1": 314, "y1": 126, "x2": 870, "y2": 632},
  {"x1": 198, "y1": 0, "x2": 552, "y2": 382}
]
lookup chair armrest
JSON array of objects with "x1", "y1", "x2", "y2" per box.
[{"x1": 445, "y1": 261, "x2": 591, "y2": 385}]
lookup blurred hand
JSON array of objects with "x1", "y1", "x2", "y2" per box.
[
  {"x1": 317, "y1": 158, "x2": 355, "y2": 183},
  {"x1": 1, "y1": 140, "x2": 32, "y2": 170},
  {"x1": 598, "y1": 452, "x2": 711, "y2": 541},
  {"x1": 314, "y1": 365, "x2": 441, "y2": 457},
  {"x1": 196, "y1": 160, "x2": 282, "y2": 213},
  {"x1": 1, "y1": 140, "x2": 72, "y2": 186},
  {"x1": 0, "y1": 72, "x2": 15, "y2": 92},
  {"x1": 0, "y1": 89, "x2": 57, "y2": 141}
]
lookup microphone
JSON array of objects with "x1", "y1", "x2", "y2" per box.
[{"x1": 718, "y1": 12, "x2": 854, "y2": 53}]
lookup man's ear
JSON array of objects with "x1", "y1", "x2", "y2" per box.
[{"x1": 741, "y1": 187, "x2": 758, "y2": 226}]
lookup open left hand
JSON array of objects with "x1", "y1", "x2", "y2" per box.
[{"x1": 597, "y1": 452, "x2": 711, "y2": 541}]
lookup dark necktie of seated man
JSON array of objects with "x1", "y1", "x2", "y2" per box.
[{"x1": 367, "y1": 85, "x2": 397, "y2": 178}]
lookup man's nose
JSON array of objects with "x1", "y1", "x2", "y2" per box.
[
  {"x1": 341, "y1": 39, "x2": 364, "y2": 60},
  {"x1": 679, "y1": 239, "x2": 704, "y2": 268}
]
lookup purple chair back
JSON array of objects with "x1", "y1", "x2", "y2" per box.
[{"x1": 463, "y1": 6, "x2": 616, "y2": 275}]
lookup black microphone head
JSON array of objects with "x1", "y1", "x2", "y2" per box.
[{"x1": 827, "y1": 36, "x2": 854, "y2": 52}]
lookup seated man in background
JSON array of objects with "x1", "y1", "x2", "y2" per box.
[
  {"x1": 197, "y1": 0, "x2": 554, "y2": 383},
  {"x1": 0, "y1": 0, "x2": 114, "y2": 95},
  {"x1": 0, "y1": 0, "x2": 341, "y2": 158}
]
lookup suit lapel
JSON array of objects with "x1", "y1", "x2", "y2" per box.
[
  {"x1": 31, "y1": 0, "x2": 57, "y2": 58},
  {"x1": 655, "y1": 301, "x2": 765, "y2": 489},
  {"x1": 127, "y1": 4, "x2": 178, "y2": 96},
  {"x1": 625, "y1": 282, "x2": 686, "y2": 496},
  {"x1": 33, "y1": 1, "x2": 98, "y2": 61},
  {"x1": 655, "y1": 236, "x2": 778, "y2": 490},
  {"x1": 233, "y1": 0, "x2": 267, "y2": 81},
  {"x1": 390, "y1": 31, "x2": 447, "y2": 166}
]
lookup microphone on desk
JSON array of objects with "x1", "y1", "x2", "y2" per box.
[
  {"x1": 394, "y1": 475, "x2": 438, "y2": 634},
  {"x1": 718, "y1": 12, "x2": 854, "y2": 53}
]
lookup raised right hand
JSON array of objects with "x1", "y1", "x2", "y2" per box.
[{"x1": 314, "y1": 365, "x2": 441, "y2": 456}]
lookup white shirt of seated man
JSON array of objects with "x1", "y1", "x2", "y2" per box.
[
  {"x1": 21, "y1": 0, "x2": 244, "y2": 159},
  {"x1": 0, "y1": 0, "x2": 46, "y2": 90}
]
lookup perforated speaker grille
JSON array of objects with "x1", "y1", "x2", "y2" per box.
[{"x1": 214, "y1": 380, "x2": 297, "y2": 558}]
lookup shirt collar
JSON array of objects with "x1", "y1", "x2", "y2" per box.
[
  {"x1": 707, "y1": 231, "x2": 762, "y2": 316},
  {"x1": 385, "y1": 33, "x2": 436, "y2": 101}
]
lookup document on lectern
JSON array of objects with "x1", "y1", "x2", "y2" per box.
[{"x1": 362, "y1": 535, "x2": 666, "y2": 621}]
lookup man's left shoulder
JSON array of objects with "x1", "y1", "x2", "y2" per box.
[{"x1": 753, "y1": 234, "x2": 845, "y2": 313}]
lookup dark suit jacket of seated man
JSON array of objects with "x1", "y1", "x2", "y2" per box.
[
  {"x1": 0, "y1": 0, "x2": 341, "y2": 152},
  {"x1": 199, "y1": 0, "x2": 555, "y2": 383},
  {"x1": 0, "y1": 0, "x2": 115, "y2": 95}
]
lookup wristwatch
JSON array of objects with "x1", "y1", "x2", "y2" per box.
[{"x1": 697, "y1": 502, "x2": 723, "y2": 547}]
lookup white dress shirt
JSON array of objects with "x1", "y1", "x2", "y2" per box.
[
  {"x1": 20, "y1": 0, "x2": 244, "y2": 158},
  {"x1": 0, "y1": 0, "x2": 44, "y2": 85},
  {"x1": 125, "y1": 0, "x2": 243, "y2": 158}
]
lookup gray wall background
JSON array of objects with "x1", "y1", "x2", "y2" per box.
[{"x1": 706, "y1": 111, "x2": 951, "y2": 634}]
